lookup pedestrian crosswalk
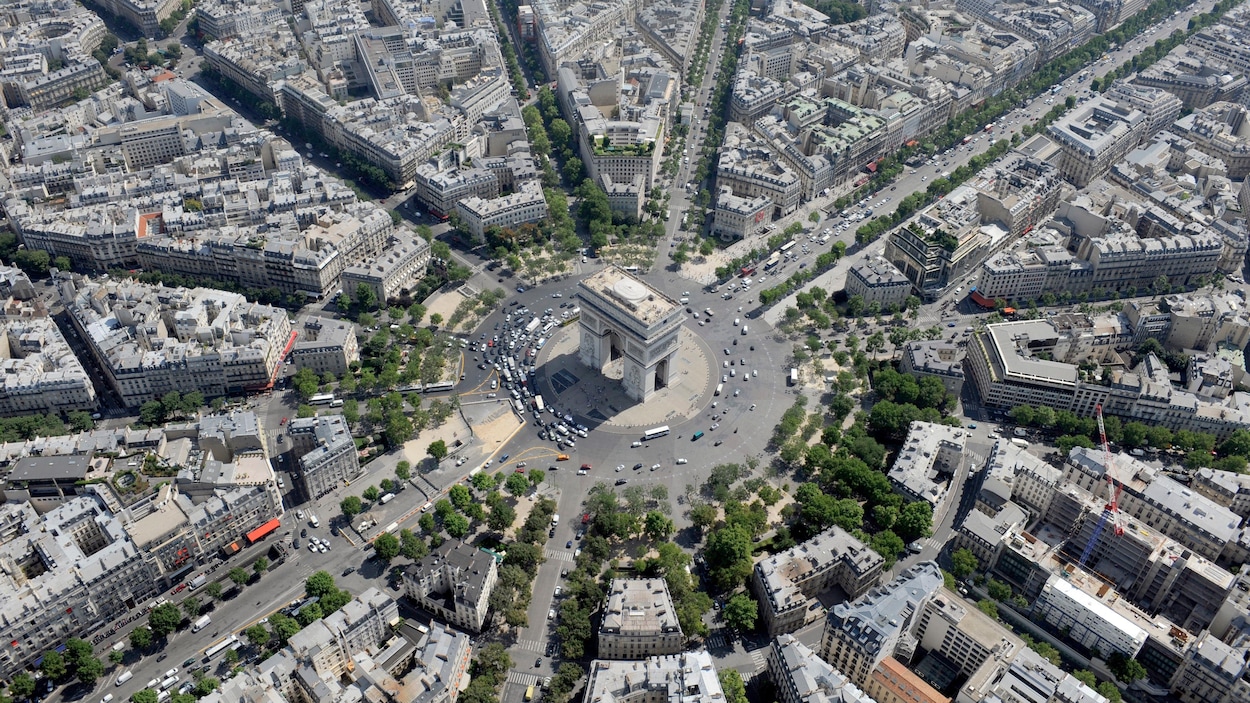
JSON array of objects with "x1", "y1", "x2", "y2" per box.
[
  {"x1": 748, "y1": 647, "x2": 769, "y2": 672},
  {"x1": 705, "y1": 631, "x2": 731, "y2": 650},
  {"x1": 513, "y1": 639, "x2": 545, "y2": 654},
  {"x1": 543, "y1": 548, "x2": 574, "y2": 562},
  {"x1": 507, "y1": 671, "x2": 542, "y2": 687}
]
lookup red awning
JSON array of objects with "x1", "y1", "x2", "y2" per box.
[{"x1": 245, "y1": 518, "x2": 280, "y2": 543}]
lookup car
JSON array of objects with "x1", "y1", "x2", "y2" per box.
[
  {"x1": 616, "y1": 464, "x2": 625, "y2": 472},
  {"x1": 580, "y1": 463, "x2": 592, "y2": 470},
  {"x1": 577, "y1": 469, "x2": 587, "y2": 475},
  {"x1": 633, "y1": 462, "x2": 644, "y2": 470},
  {"x1": 297, "y1": 510, "x2": 305, "y2": 520},
  {"x1": 714, "y1": 440, "x2": 723, "y2": 446},
  {"x1": 724, "y1": 348, "x2": 730, "y2": 355},
  {"x1": 651, "y1": 463, "x2": 661, "y2": 471},
  {"x1": 566, "y1": 540, "x2": 573, "y2": 548},
  {"x1": 548, "y1": 528, "x2": 556, "y2": 538},
  {"x1": 710, "y1": 423, "x2": 720, "y2": 430},
  {"x1": 676, "y1": 458, "x2": 688, "y2": 464},
  {"x1": 309, "y1": 543, "x2": 317, "y2": 552},
  {"x1": 615, "y1": 479, "x2": 627, "y2": 485}
]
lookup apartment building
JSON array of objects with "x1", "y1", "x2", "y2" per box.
[
  {"x1": 454, "y1": 181, "x2": 549, "y2": 240},
  {"x1": 955, "y1": 646, "x2": 1107, "y2": 703},
  {"x1": 820, "y1": 562, "x2": 944, "y2": 686},
  {"x1": 885, "y1": 188, "x2": 990, "y2": 298},
  {"x1": 712, "y1": 186, "x2": 772, "y2": 242},
  {"x1": 845, "y1": 258, "x2": 913, "y2": 310},
  {"x1": 287, "y1": 414, "x2": 361, "y2": 500},
  {"x1": 195, "y1": 0, "x2": 284, "y2": 40},
  {"x1": 0, "y1": 317, "x2": 96, "y2": 417},
  {"x1": 0, "y1": 498, "x2": 163, "y2": 680},
  {"x1": 91, "y1": 0, "x2": 180, "y2": 37},
  {"x1": 287, "y1": 588, "x2": 399, "y2": 679},
  {"x1": 717, "y1": 146, "x2": 803, "y2": 218},
  {"x1": 913, "y1": 588, "x2": 1024, "y2": 679},
  {"x1": 402, "y1": 540, "x2": 497, "y2": 633},
  {"x1": 340, "y1": 233, "x2": 432, "y2": 304},
  {"x1": 289, "y1": 317, "x2": 359, "y2": 378},
  {"x1": 768, "y1": 634, "x2": 875, "y2": 703},
  {"x1": 865, "y1": 657, "x2": 950, "y2": 703},
  {"x1": 1170, "y1": 102, "x2": 1250, "y2": 179},
  {"x1": 1193, "y1": 468, "x2": 1250, "y2": 520},
  {"x1": 899, "y1": 341, "x2": 965, "y2": 398},
  {"x1": 1102, "y1": 81, "x2": 1183, "y2": 136},
  {"x1": 965, "y1": 319, "x2": 1250, "y2": 440},
  {"x1": 1170, "y1": 631, "x2": 1250, "y2": 703},
  {"x1": 598, "y1": 578, "x2": 684, "y2": 659},
  {"x1": 63, "y1": 278, "x2": 293, "y2": 407},
  {"x1": 752, "y1": 525, "x2": 884, "y2": 636},
  {"x1": 1064, "y1": 448, "x2": 1243, "y2": 562},
  {"x1": 1035, "y1": 574, "x2": 1149, "y2": 658},
  {"x1": 582, "y1": 650, "x2": 725, "y2": 703},
  {"x1": 1048, "y1": 99, "x2": 1147, "y2": 187},
  {"x1": 889, "y1": 422, "x2": 968, "y2": 509}
]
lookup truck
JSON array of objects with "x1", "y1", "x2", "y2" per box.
[
  {"x1": 533, "y1": 395, "x2": 545, "y2": 413},
  {"x1": 551, "y1": 514, "x2": 560, "y2": 526},
  {"x1": 379, "y1": 493, "x2": 394, "y2": 504},
  {"x1": 525, "y1": 318, "x2": 540, "y2": 334},
  {"x1": 188, "y1": 574, "x2": 207, "y2": 591},
  {"x1": 789, "y1": 368, "x2": 799, "y2": 386},
  {"x1": 309, "y1": 513, "x2": 319, "y2": 528},
  {"x1": 115, "y1": 672, "x2": 134, "y2": 687},
  {"x1": 192, "y1": 615, "x2": 211, "y2": 633}
]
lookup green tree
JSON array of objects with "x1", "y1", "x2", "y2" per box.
[
  {"x1": 1073, "y1": 671, "x2": 1098, "y2": 689},
  {"x1": 109, "y1": 649, "x2": 125, "y2": 666},
  {"x1": 10, "y1": 674, "x2": 35, "y2": 701},
  {"x1": 305, "y1": 571, "x2": 337, "y2": 599},
  {"x1": 987, "y1": 579, "x2": 1012, "y2": 601},
  {"x1": 129, "y1": 627, "x2": 153, "y2": 651},
  {"x1": 488, "y1": 500, "x2": 516, "y2": 532},
  {"x1": 13, "y1": 249, "x2": 51, "y2": 277},
  {"x1": 704, "y1": 525, "x2": 754, "y2": 591},
  {"x1": 205, "y1": 582, "x2": 223, "y2": 600},
  {"x1": 644, "y1": 511, "x2": 674, "y2": 541},
  {"x1": 689, "y1": 503, "x2": 717, "y2": 532},
  {"x1": 243, "y1": 624, "x2": 270, "y2": 647},
  {"x1": 363, "y1": 486, "x2": 380, "y2": 502},
  {"x1": 896, "y1": 501, "x2": 933, "y2": 540},
  {"x1": 396, "y1": 461, "x2": 411, "y2": 481},
  {"x1": 341, "y1": 495, "x2": 363, "y2": 518},
  {"x1": 354, "y1": 283, "x2": 378, "y2": 310},
  {"x1": 374, "y1": 532, "x2": 400, "y2": 562},
  {"x1": 228, "y1": 567, "x2": 249, "y2": 585},
  {"x1": 131, "y1": 690, "x2": 158, "y2": 703},
  {"x1": 719, "y1": 669, "x2": 748, "y2": 703},
  {"x1": 253, "y1": 556, "x2": 269, "y2": 575},
  {"x1": 181, "y1": 596, "x2": 201, "y2": 618},
  {"x1": 1097, "y1": 682, "x2": 1122, "y2": 702},
  {"x1": 40, "y1": 651, "x2": 66, "y2": 681},
  {"x1": 427, "y1": 440, "x2": 448, "y2": 461},
  {"x1": 149, "y1": 602, "x2": 183, "y2": 637},
  {"x1": 505, "y1": 471, "x2": 530, "y2": 496},
  {"x1": 722, "y1": 593, "x2": 758, "y2": 632},
  {"x1": 193, "y1": 678, "x2": 220, "y2": 697},
  {"x1": 951, "y1": 548, "x2": 979, "y2": 578},
  {"x1": 444, "y1": 512, "x2": 470, "y2": 537},
  {"x1": 400, "y1": 529, "x2": 429, "y2": 559},
  {"x1": 977, "y1": 599, "x2": 999, "y2": 620},
  {"x1": 75, "y1": 657, "x2": 103, "y2": 686}
]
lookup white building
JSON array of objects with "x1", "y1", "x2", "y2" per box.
[{"x1": 1034, "y1": 574, "x2": 1149, "y2": 659}]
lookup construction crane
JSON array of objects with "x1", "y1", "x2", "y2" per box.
[{"x1": 1078, "y1": 404, "x2": 1124, "y2": 566}]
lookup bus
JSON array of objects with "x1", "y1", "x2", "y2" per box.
[
  {"x1": 763, "y1": 252, "x2": 782, "y2": 270},
  {"x1": 779, "y1": 240, "x2": 797, "y2": 253},
  {"x1": 533, "y1": 395, "x2": 545, "y2": 412},
  {"x1": 424, "y1": 381, "x2": 454, "y2": 393},
  {"x1": 309, "y1": 393, "x2": 335, "y2": 405},
  {"x1": 204, "y1": 635, "x2": 239, "y2": 661},
  {"x1": 643, "y1": 425, "x2": 670, "y2": 440}
]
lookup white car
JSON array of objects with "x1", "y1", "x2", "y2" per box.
[{"x1": 676, "y1": 458, "x2": 688, "y2": 465}]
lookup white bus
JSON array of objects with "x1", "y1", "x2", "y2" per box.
[
  {"x1": 204, "y1": 635, "x2": 239, "y2": 661},
  {"x1": 643, "y1": 425, "x2": 670, "y2": 440},
  {"x1": 309, "y1": 393, "x2": 335, "y2": 406},
  {"x1": 763, "y1": 253, "x2": 782, "y2": 270},
  {"x1": 779, "y1": 239, "x2": 797, "y2": 253}
]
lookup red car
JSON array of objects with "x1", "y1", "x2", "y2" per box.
[
  {"x1": 580, "y1": 463, "x2": 592, "y2": 470},
  {"x1": 280, "y1": 417, "x2": 288, "y2": 425}
]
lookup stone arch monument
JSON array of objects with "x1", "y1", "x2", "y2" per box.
[{"x1": 576, "y1": 266, "x2": 683, "y2": 402}]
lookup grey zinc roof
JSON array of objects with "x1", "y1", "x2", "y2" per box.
[{"x1": 8, "y1": 454, "x2": 92, "y2": 482}]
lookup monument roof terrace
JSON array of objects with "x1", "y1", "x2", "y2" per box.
[{"x1": 579, "y1": 266, "x2": 680, "y2": 328}]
